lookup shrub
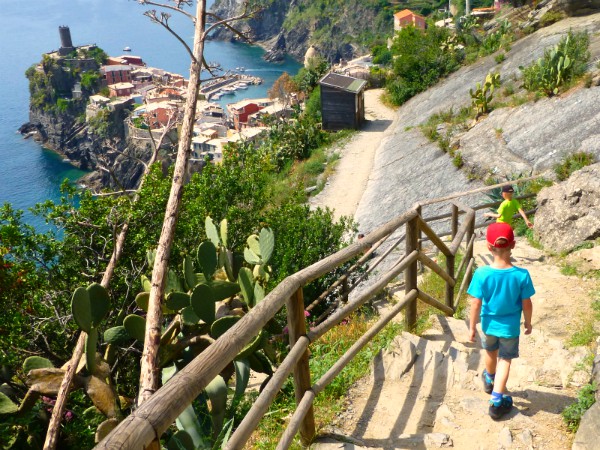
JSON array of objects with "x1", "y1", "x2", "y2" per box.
[
  {"x1": 554, "y1": 152, "x2": 595, "y2": 181},
  {"x1": 453, "y1": 152, "x2": 464, "y2": 168},
  {"x1": 386, "y1": 25, "x2": 463, "y2": 106},
  {"x1": 495, "y1": 52, "x2": 506, "y2": 64},
  {"x1": 539, "y1": 10, "x2": 565, "y2": 28},
  {"x1": 562, "y1": 383, "x2": 597, "y2": 432},
  {"x1": 521, "y1": 31, "x2": 590, "y2": 96}
]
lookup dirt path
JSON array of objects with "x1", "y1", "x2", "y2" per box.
[
  {"x1": 309, "y1": 89, "x2": 397, "y2": 221},
  {"x1": 313, "y1": 239, "x2": 599, "y2": 450}
]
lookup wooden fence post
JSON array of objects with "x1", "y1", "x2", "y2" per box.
[
  {"x1": 451, "y1": 204, "x2": 458, "y2": 240},
  {"x1": 405, "y1": 217, "x2": 419, "y2": 331},
  {"x1": 415, "y1": 204, "x2": 423, "y2": 273},
  {"x1": 465, "y1": 213, "x2": 475, "y2": 287},
  {"x1": 286, "y1": 288, "x2": 315, "y2": 446},
  {"x1": 342, "y1": 278, "x2": 349, "y2": 304},
  {"x1": 446, "y1": 204, "x2": 457, "y2": 312}
]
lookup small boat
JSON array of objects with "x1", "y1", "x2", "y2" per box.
[
  {"x1": 211, "y1": 93, "x2": 222, "y2": 100},
  {"x1": 123, "y1": 46, "x2": 132, "y2": 52}
]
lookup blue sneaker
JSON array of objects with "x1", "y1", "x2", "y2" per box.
[
  {"x1": 482, "y1": 370, "x2": 494, "y2": 394},
  {"x1": 489, "y1": 395, "x2": 513, "y2": 420}
]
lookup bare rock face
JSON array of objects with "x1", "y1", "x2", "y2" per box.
[
  {"x1": 555, "y1": 0, "x2": 600, "y2": 16},
  {"x1": 534, "y1": 163, "x2": 600, "y2": 253}
]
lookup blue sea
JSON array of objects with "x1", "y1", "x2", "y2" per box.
[{"x1": 0, "y1": 0, "x2": 300, "y2": 230}]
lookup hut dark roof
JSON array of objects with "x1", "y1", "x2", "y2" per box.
[{"x1": 319, "y1": 73, "x2": 367, "y2": 94}]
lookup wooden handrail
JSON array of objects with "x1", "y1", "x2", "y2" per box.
[
  {"x1": 309, "y1": 251, "x2": 418, "y2": 342},
  {"x1": 456, "y1": 257, "x2": 476, "y2": 308},
  {"x1": 418, "y1": 289, "x2": 454, "y2": 316},
  {"x1": 97, "y1": 178, "x2": 540, "y2": 449},
  {"x1": 417, "y1": 216, "x2": 451, "y2": 256},
  {"x1": 225, "y1": 336, "x2": 309, "y2": 449},
  {"x1": 278, "y1": 289, "x2": 419, "y2": 449},
  {"x1": 97, "y1": 210, "x2": 418, "y2": 449},
  {"x1": 417, "y1": 252, "x2": 455, "y2": 287},
  {"x1": 448, "y1": 209, "x2": 475, "y2": 256},
  {"x1": 455, "y1": 234, "x2": 476, "y2": 277},
  {"x1": 418, "y1": 176, "x2": 540, "y2": 207}
]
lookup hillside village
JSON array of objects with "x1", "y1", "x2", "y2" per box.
[{"x1": 30, "y1": 26, "x2": 303, "y2": 170}]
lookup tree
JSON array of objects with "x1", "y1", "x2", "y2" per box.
[{"x1": 268, "y1": 72, "x2": 297, "y2": 106}]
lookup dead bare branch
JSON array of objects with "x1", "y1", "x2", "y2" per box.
[{"x1": 138, "y1": 0, "x2": 196, "y2": 21}]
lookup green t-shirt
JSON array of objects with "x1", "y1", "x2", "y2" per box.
[{"x1": 497, "y1": 198, "x2": 521, "y2": 225}]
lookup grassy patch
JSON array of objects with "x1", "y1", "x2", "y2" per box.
[
  {"x1": 554, "y1": 152, "x2": 596, "y2": 181},
  {"x1": 419, "y1": 107, "x2": 473, "y2": 154},
  {"x1": 568, "y1": 321, "x2": 598, "y2": 347},
  {"x1": 267, "y1": 130, "x2": 355, "y2": 202},
  {"x1": 562, "y1": 382, "x2": 597, "y2": 432}
]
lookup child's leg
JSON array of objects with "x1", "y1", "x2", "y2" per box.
[
  {"x1": 492, "y1": 357, "x2": 511, "y2": 394},
  {"x1": 485, "y1": 349, "x2": 498, "y2": 376}
]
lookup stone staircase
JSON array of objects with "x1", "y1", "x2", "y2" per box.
[{"x1": 312, "y1": 239, "x2": 595, "y2": 450}]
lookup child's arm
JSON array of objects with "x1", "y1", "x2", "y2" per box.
[
  {"x1": 483, "y1": 212, "x2": 500, "y2": 219},
  {"x1": 522, "y1": 298, "x2": 533, "y2": 334},
  {"x1": 469, "y1": 296, "x2": 482, "y2": 342},
  {"x1": 518, "y1": 208, "x2": 533, "y2": 228}
]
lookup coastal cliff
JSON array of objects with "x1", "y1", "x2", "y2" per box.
[
  {"x1": 20, "y1": 47, "x2": 148, "y2": 191},
  {"x1": 209, "y1": 0, "x2": 393, "y2": 62}
]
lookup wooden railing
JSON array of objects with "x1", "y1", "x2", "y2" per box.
[{"x1": 96, "y1": 179, "x2": 537, "y2": 449}]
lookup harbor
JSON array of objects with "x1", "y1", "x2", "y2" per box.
[{"x1": 200, "y1": 73, "x2": 263, "y2": 101}]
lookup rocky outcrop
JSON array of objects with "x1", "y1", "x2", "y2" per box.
[
  {"x1": 23, "y1": 105, "x2": 151, "y2": 191},
  {"x1": 209, "y1": 0, "x2": 386, "y2": 63},
  {"x1": 534, "y1": 163, "x2": 600, "y2": 253}
]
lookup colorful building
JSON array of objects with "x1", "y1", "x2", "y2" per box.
[{"x1": 393, "y1": 9, "x2": 427, "y2": 31}]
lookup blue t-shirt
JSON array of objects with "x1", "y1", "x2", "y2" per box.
[{"x1": 467, "y1": 266, "x2": 535, "y2": 338}]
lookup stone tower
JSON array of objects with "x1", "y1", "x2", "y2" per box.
[{"x1": 58, "y1": 26, "x2": 75, "y2": 56}]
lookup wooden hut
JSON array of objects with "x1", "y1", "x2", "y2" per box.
[{"x1": 319, "y1": 73, "x2": 367, "y2": 131}]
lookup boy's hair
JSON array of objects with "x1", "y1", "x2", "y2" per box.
[
  {"x1": 486, "y1": 223, "x2": 515, "y2": 248},
  {"x1": 489, "y1": 238, "x2": 511, "y2": 254}
]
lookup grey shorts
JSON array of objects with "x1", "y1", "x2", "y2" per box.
[{"x1": 482, "y1": 334, "x2": 519, "y2": 359}]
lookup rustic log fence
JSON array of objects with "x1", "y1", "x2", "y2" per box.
[{"x1": 96, "y1": 179, "x2": 537, "y2": 449}]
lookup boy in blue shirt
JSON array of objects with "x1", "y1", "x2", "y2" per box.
[{"x1": 468, "y1": 222, "x2": 535, "y2": 420}]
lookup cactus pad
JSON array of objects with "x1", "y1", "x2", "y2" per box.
[
  {"x1": 259, "y1": 227, "x2": 274, "y2": 263},
  {"x1": 23, "y1": 356, "x2": 54, "y2": 374},
  {"x1": 205, "y1": 216, "x2": 220, "y2": 247},
  {"x1": 211, "y1": 280, "x2": 241, "y2": 301},
  {"x1": 197, "y1": 241, "x2": 218, "y2": 279},
  {"x1": 237, "y1": 267, "x2": 255, "y2": 306},
  {"x1": 235, "y1": 330, "x2": 265, "y2": 361},
  {"x1": 0, "y1": 392, "x2": 18, "y2": 415},
  {"x1": 71, "y1": 284, "x2": 110, "y2": 333},
  {"x1": 183, "y1": 256, "x2": 196, "y2": 291},
  {"x1": 210, "y1": 316, "x2": 240, "y2": 339},
  {"x1": 181, "y1": 306, "x2": 201, "y2": 326},
  {"x1": 166, "y1": 292, "x2": 191, "y2": 311},
  {"x1": 103, "y1": 326, "x2": 130, "y2": 345},
  {"x1": 191, "y1": 283, "x2": 215, "y2": 324},
  {"x1": 123, "y1": 314, "x2": 146, "y2": 342}
]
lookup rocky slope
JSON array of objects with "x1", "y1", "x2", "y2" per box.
[
  {"x1": 354, "y1": 13, "x2": 600, "y2": 236},
  {"x1": 209, "y1": 0, "x2": 391, "y2": 62}
]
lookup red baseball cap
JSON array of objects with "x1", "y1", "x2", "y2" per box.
[{"x1": 486, "y1": 223, "x2": 515, "y2": 248}]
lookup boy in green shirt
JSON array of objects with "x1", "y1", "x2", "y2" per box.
[{"x1": 484, "y1": 185, "x2": 533, "y2": 228}]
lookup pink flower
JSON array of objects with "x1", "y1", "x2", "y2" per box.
[{"x1": 304, "y1": 310, "x2": 311, "y2": 317}]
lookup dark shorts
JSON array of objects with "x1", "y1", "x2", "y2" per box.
[{"x1": 482, "y1": 334, "x2": 519, "y2": 359}]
